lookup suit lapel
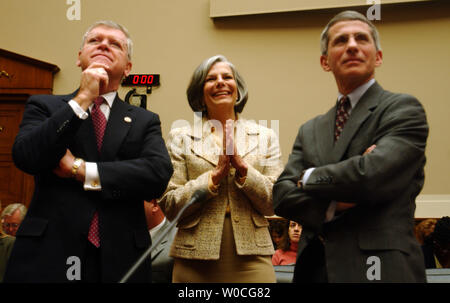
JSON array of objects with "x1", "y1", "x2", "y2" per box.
[
  {"x1": 190, "y1": 117, "x2": 220, "y2": 166},
  {"x1": 76, "y1": 116, "x2": 99, "y2": 160},
  {"x1": 331, "y1": 82, "x2": 382, "y2": 163},
  {"x1": 315, "y1": 107, "x2": 336, "y2": 165},
  {"x1": 189, "y1": 118, "x2": 260, "y2": 166},
  {"x1": 190, "y1": 132, "x2": 220, "y2": 166},
  {"x1": 62, "y1": 91, "x2": 99, "y2": 161},
  {"x1": 151, "y1": 220, "x2": 171, "y2": 261},
  {"x1": 236, "y1": 119, "x2": 259, "y2": 158},
  {"x1": 100, "y1": 95, "x2": 133, "y2": 161}
]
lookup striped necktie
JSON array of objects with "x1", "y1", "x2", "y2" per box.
[{"x1": 334, "y1": 96, "x2": 351, "y2": 141}]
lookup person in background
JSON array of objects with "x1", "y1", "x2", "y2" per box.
[
  {"x1": 4, "y1": 20, "x2": 173, "y2": 283},
  {"x1": 430, "y1": 216, "x2": 450, "y2": 268},
  {"x1": 0, "y1": 200, "x2": 15, "y2": 282},
  {"x1": 273, "y1": 10, "x2": 428, "y2": 282},
  {"x1": 272, "y1": 221, "x2": 301, "y2": 265},
  {"x1": 414, "y1": 218, "x2": 438, "y2": 268},
  {"x1": 144, "y1": 199, "x2": 176, "y2": 283},
  {"x1": 269, "y1": 219, "x2": 288, "y2": 250},
  {"x1": 1, "y1": 203, "x2": 27, "y2": 237},
  {"x1": 159, "y1": 55, "x2": 283, "y2": 282}
]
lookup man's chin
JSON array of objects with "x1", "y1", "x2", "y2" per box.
[
  {"x1": 90, "y1": 57, "x2": 112, "y2": 67},
  {"x1": 342, "y1": 69, "x2": 373, "y2": 81}
]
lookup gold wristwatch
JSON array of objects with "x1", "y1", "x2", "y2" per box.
[{"x1": 71, "y1": 158, "x2": 84, "y2": 178}]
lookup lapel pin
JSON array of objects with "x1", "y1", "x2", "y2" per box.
[{"x1": 124, "y1": 116, "x2": 132, "y2": 123}]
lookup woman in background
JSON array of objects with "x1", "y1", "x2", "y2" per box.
[
  {"x1": 0, "y1": 201, "x2": 15, "y2": 282},
  {"x1": 272, "y1": 221, "x2": 302, "y2": 265}
]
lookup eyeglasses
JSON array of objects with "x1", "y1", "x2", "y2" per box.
[{"x1": 3, "y1": 223, "x2": 20, "y2": 229}]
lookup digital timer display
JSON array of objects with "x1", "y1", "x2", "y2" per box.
[{"x1": 122, "y1": 74, "x2": 160, "y2": 86}]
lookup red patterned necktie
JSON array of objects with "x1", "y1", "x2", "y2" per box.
[
  {"x1": 91, "y1": 96, "x2": 107, "y2": 152},
  {"x1": 334, "y1": 96, "x2": 351, "y2": 141},
  {"x1": 88, "y1": 96, "x2": 107, "y2": 248},
  {"x1": 88, "y1": 212, "x2": 100, "y2": 247}
]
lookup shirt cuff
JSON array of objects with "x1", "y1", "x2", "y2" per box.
[
  {"x1": 69, "y1": 100, "x2": 89, "y2": 120},
  {"x1": 325, "y1": 201, "x2": 337, "y2": 222},
  {"x1": 302, "y1": 167, "x2": 315, "y2": 184},
  {"x1": 84, "y1": 162, "x2": 101, "y2": 191}
]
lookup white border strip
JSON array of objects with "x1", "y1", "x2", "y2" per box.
[
  {"x1": 210, "y1": 0, "x2": 432, "y2": 18},
  {"x1": 268, "y1": 195, "x2": 450, "y2": 219},
  {"x1": 415, "y1": 195, "x2": 450, "y2": 218}
]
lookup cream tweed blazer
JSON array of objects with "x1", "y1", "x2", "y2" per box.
[{"x1": 159, "y1": 117, "x2": 283, "y2": 260}]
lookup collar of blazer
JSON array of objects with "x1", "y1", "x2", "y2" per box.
[
  {"x1": 150, "y1": 219, "x2": 174, "y2": 261},
  {"x1": 187, "y1": 116, "x2": 261, "y2": 166},
  {"x1": 315, "y1": 81, "x2": 383, "y2": 165}
]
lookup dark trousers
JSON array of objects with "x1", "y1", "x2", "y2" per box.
[
  {"x1": 293, "y1": 236, "x2": 328, "y2": 283},
  {"x1": 81, "y1": 241, "x2": 102, "y2": 282}
]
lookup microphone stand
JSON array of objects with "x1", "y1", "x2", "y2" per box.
[{"x1": 119, "y1": 189, "x2": 207, "y2": 283}]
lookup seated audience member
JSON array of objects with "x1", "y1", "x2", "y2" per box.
[
  {"x1": 414, "y1": 218, "x2": 438, "y2": 268},
  {"x1": 269, "y1": 219, "x2": 288, "y2": 250},
  {"x1": 0, "y1": 216, "x2": 15, "y2": 282},
  {"x1": 431, "y1": 216, "x2": 450, "y2": 268},
  {"x1": 144, "y1": 199, "x2": 176, "y2": 283},
  {"x1": 1, "y1": 203, "x2": 27, "y2": 237},
  {"x1": 272, "y1": 221, "x2": 302, "y2": 265}
]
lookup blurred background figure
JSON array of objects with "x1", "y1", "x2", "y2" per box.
[
  {"x1": 272, "y1": 221, "x2": 302, "y2": 265},
  {"x1": 269, "y1": 219, "x2": 288, "y2": 250},
  {"x1": 431, "y1": 216, "x2": 450, "y2": 268},
  {"x1": 1, "y1": 203, "x2": 27, "y2": 237},
  {"x1": 414, "y1": 218, "x2": 437, "y2": 246},
  {"x1": 0, "y1": 200, "x2": 15, "y2": 282},
  {"x1": 414, "y1": 216, "x2": 450, "y2": 269},
  {"x1": 144, "y1": 199, "x2": 176, "y2": 283},
  {"x1": 414, "y1": 218, "x2": 437, "y2": 268}
]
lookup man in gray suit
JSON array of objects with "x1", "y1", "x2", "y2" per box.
[
  {"x1": 273, "y1": 11, "x2": 428, "y2": 282},
  {"x1": 144, "y1": 199, "x2": 176, "y2": 283}
]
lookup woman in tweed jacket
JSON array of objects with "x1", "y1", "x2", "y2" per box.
[{"x1": 159, "y1": 55, "x2": 284, "y2": 282}]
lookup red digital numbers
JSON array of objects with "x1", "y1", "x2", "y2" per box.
[{"x1": 132, "y1": 75, "x2": 154, "y2": 85}]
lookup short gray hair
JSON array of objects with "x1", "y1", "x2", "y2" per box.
[
  {"x1": 187, "y1": 55, "x2": 248, "y2": 114},
  {"x1": 320, "y1": 10, "x2": 381, "y2": 55},
  {"x1": 1, "y1": 203, "x2": 27, "y2": 221},
  {"x1": 81, "y1": 20, "x2": 133, "y2": 61}
]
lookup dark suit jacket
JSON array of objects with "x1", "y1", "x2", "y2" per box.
[
  {"x1": 150, "y1": 219, "x2": 176, "y2": 283},
  {"x1": 4, "y1": 91, "x2": 173, "y2": 282},
  {"x1": 273, "y1": 82, "x2": 428, "y2": 282}
]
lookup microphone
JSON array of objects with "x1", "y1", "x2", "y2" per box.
[{"x1": 119, "y1": 188, "x2": 209, "y2": 283}]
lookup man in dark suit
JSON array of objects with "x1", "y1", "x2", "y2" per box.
[
  {"x1": 273, "y1": 11, "x2": 428, "y2": 282},
  {"x1": 144, "y1": 199, "x2": 176, "y2": 283},
  {"x1": 4, "y1": 21, "x2": 173, "y2": 282}
]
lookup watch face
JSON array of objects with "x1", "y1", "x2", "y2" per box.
[{"x1": 122, "y1": 74, "x2": 160, "y2": 86}]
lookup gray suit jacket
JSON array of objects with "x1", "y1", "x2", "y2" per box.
[
  {"x1": 273, "y1": 82, "x2": 428, "y2": 282},
  {"x1": 150, "y1": 219, "x2": 176, "y2": 283}
]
